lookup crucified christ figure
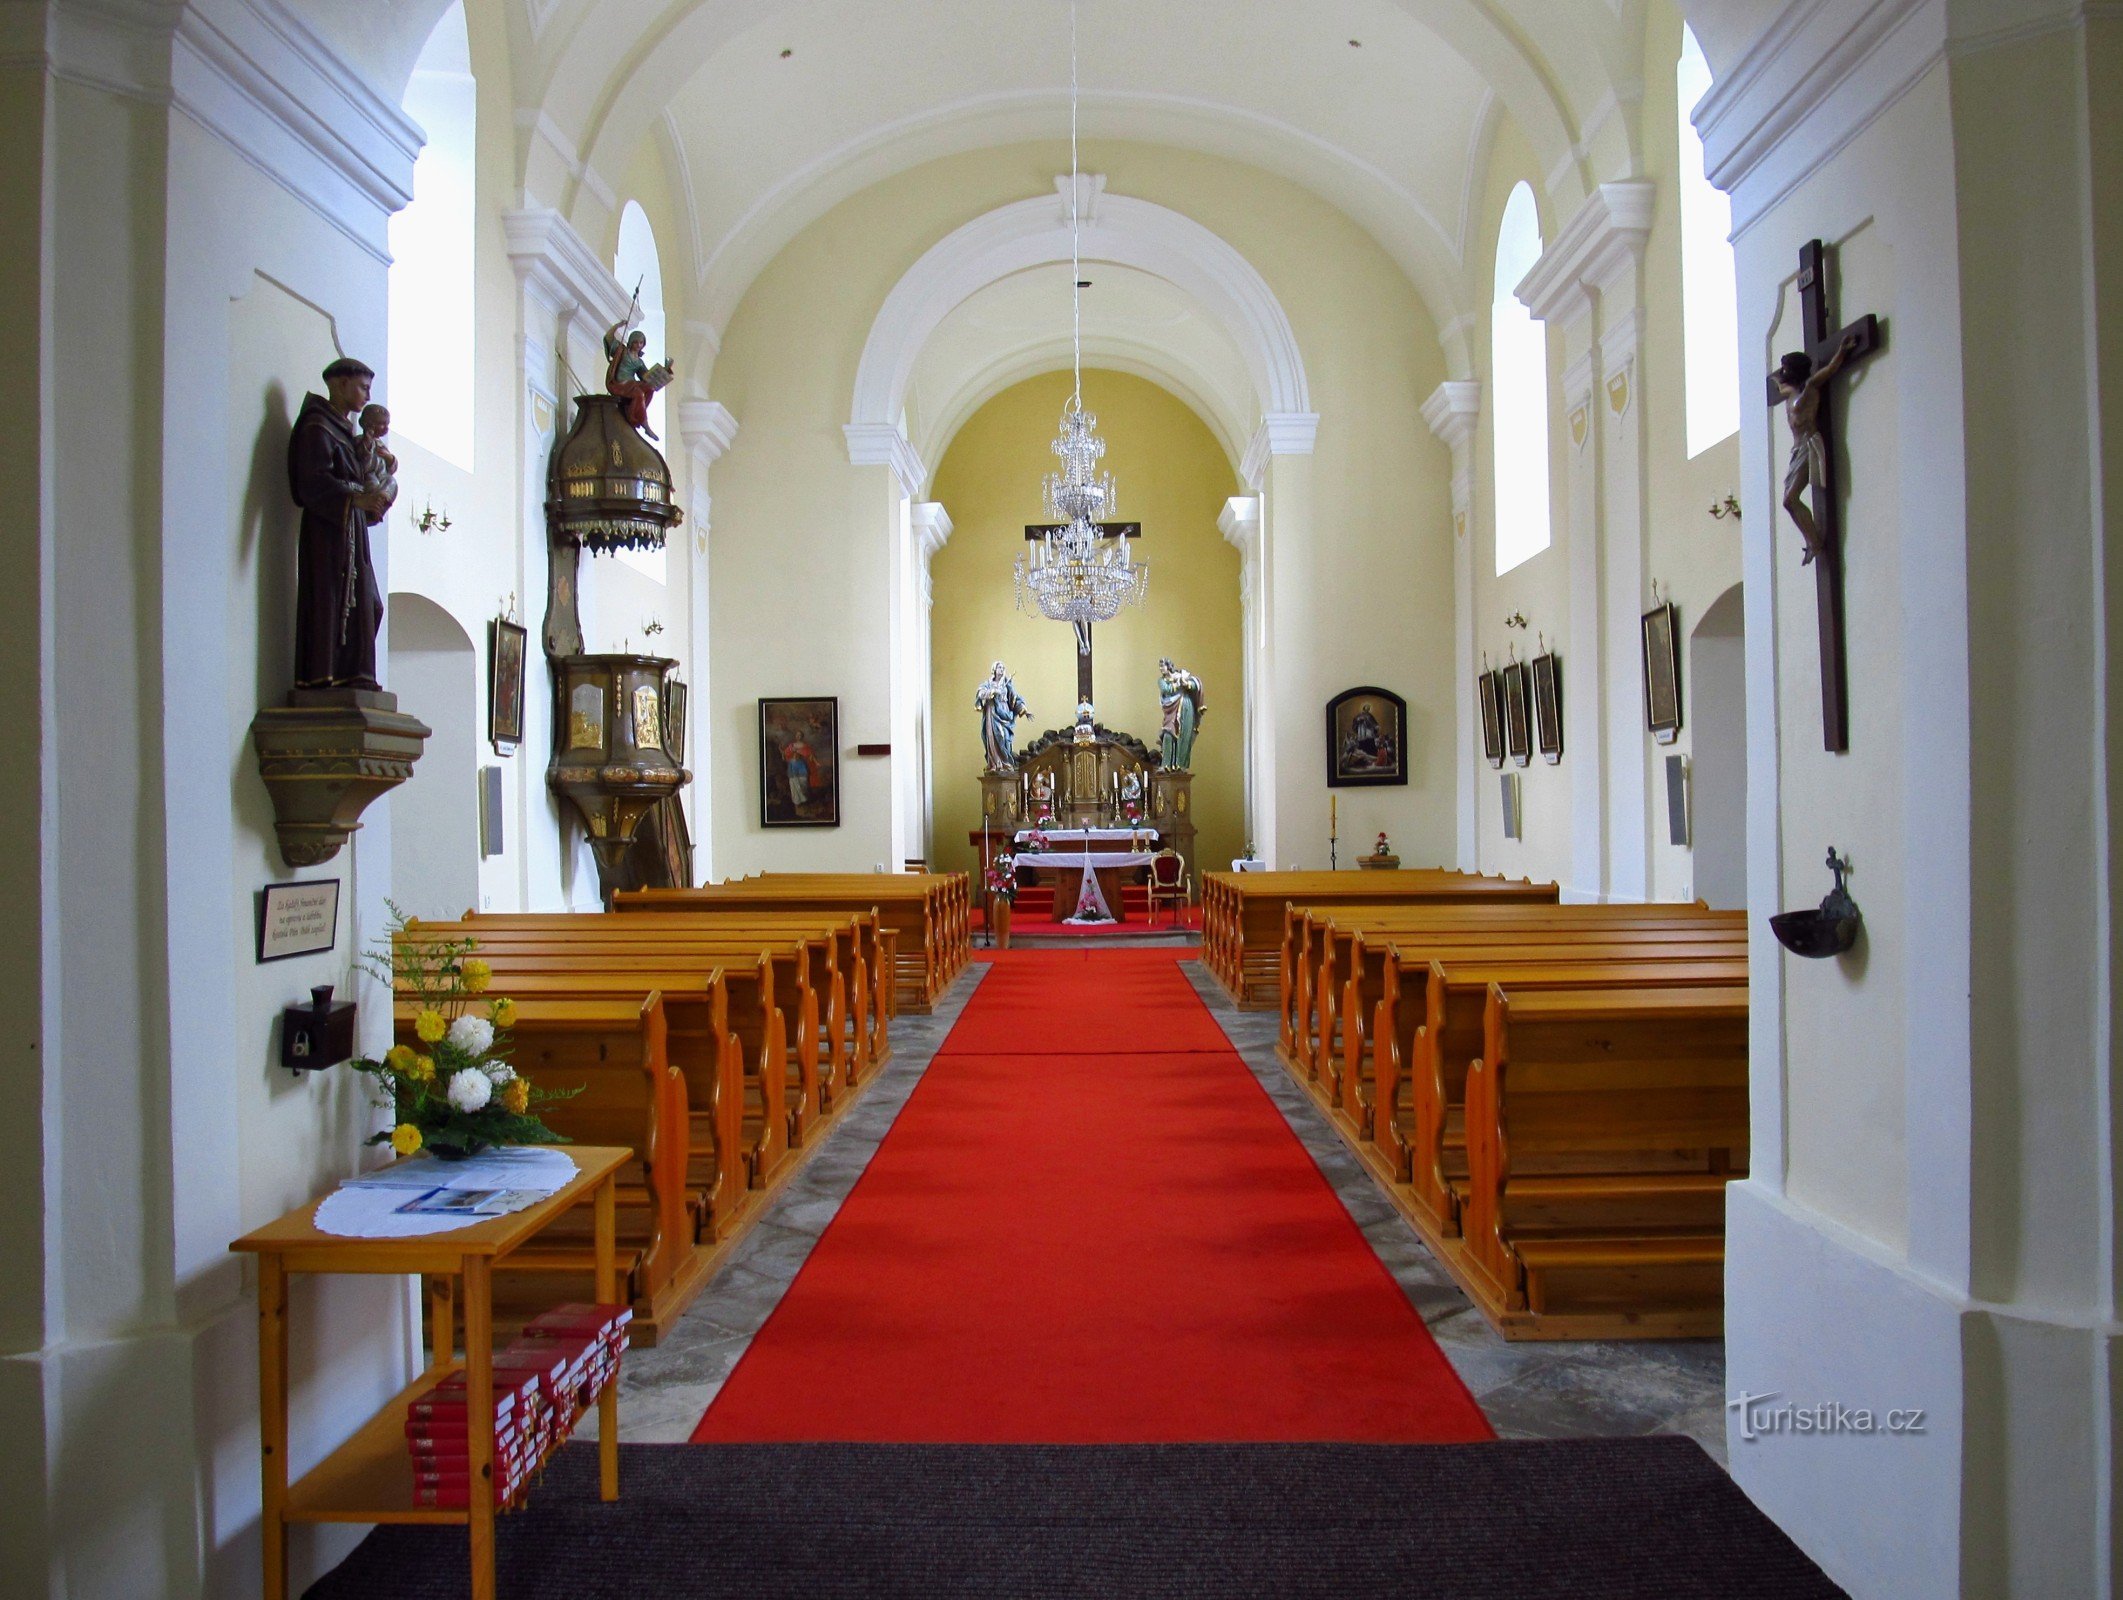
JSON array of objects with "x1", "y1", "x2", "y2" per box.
[{"x1": 1774, "y1": 333, "x2": 1861, "y2": 564}]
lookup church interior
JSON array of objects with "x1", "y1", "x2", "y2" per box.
[{"x1": 4, "y1": 1, "x2": 2119, "y2": 1595}]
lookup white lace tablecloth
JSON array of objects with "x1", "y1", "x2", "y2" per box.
[{"x1": 313, "y1": 1147, "x2": 580, "y2": 1239}]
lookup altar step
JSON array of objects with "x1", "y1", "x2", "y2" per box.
[{"x1": 1013, "y1": 885, "x2": 1152, "y2": 920}]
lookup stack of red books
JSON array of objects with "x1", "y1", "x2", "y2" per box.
[
  {"x1": 517, "y1": 1302, "x2": 632, "y2": 1417},
  {"x1": 402, "y1": 1366, "x2": 547, "y2": 1509}
]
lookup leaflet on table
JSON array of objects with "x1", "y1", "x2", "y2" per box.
[{"x1": 394, "y1": 1186, "x2": 553, "y2": 1216}]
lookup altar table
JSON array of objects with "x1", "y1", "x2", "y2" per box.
[{"x1": 1017, "y1": 848, "x2": 1156, "y2": 923}]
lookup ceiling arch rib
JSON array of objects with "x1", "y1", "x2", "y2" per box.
[{"x1": 849, "y1": 186, "x2": 1312, "y2": 500}]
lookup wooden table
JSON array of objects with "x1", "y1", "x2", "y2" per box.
[{"x1": 231, "y1": 1146, "x2": 630, "y2": 1600}]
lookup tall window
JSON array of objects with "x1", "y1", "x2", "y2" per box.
[
  {"x1": 612, "y1": 201, "x2": 668, "y2": 583},
  {"x1": 387, "y1": 1, "x2": 474, "y2": 469},
  {"x1": 1491, "y1": 182, "x2": 1551, "y2": 575},
  {"x1": 1678, "y1": 25, "x2": 1739, "y2": 456}
]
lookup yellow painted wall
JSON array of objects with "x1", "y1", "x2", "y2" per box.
[{"x1": 928, "y1": 369, "x2": 1243, "y2": 880}]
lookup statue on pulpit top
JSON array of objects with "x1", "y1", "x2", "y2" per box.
[
  {"x1": 1158, "y1": 657, "x2": 1205, "y2": 770},
  {"x1": 975, "y1": 660, "x2": 1030, "y2": 771}
]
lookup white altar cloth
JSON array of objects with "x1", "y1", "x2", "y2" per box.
[
  {"x1": 1015, "y1": 827, "x2": 1158, "y2": 847},
  {"x1": 1016, "y1": 848, "x2": 1156, "y2": 922}
]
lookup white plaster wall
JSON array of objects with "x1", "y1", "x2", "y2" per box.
[
  {"x1": 387, "y1": 592, "x2": 483, "y2": 920},
  {"x1": 1688, "y1": 587, "x2": 1746, "y2": 910}
]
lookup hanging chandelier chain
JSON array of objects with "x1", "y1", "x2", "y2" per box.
[{"x1": 1070, "y1": 0, "x2": 1081, "y2": 411}]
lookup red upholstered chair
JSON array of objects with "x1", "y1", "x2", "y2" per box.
[{"x1": 1147, "y1": 849, "x2": 1190, "y2": 926}]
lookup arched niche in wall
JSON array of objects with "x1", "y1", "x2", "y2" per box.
[
  {"x1": 387, "y1": 592, "x2": 482, "y2": 919},
  {"x1": 1688, "y1": 582, "x2": 1746, "y2": 910}
]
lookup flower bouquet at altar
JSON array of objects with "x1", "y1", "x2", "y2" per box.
[
  {"x1": 1022, "y1": 826, "x2": 1050, "y2": 854},
  {"x1": 983, "y1": 852, "x2": 1017, "y2": 949},
  {"x1": 350, "y1": 908, "x2": 576, "y2": 1160}
]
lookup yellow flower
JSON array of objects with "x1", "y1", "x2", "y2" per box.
[
  {"x1": 501, "y1": 1078, "x2": 530, "y2": 1116},
  {"x1": 411, "y1": 1054, "x2": 436, "y2": 1083},
  {"x1": 390, "y1": 1123, "x2": 423, "y2": 1157},
  {"x1": 461, "y1": 959, "x2": 491, "y2": 995},
  {"x1": 413, "y1": 1008, "x2": 446, "y2": 1043},
  {"x1": 384, "y1": 1044, "x2": 417, "y2": 1074},
  {"x1": 489, "y1": 996, "x2": 517, "y2": 1029}
]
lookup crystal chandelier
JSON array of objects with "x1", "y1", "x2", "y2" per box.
[{"x1": 1014, "y1": 0, "x2": 1147, "y2": 631}]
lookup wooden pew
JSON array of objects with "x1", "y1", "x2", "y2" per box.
[
  {"x1": 1201, "y1": 870, "x2": 1561, "y2": 1007},
  {"x1": 1291, "y1": 904, "x2": 1746, "y2": 1082},
  {"x1": 619, "y1": 878, "x2": 965, "y2": 1013},
  {"x1": 735, "y1": 872, "x2": 972, "y2": 993},
  {"x1": 1460, "y1": 985, "x2": 1748, "y2": 1338},
  {"x1": 1371, "y1": 952, "x2": 1746, "y2": 1237},
  {"x1": 392, "y1": 993, "x2": 695, "y2": 1338}
]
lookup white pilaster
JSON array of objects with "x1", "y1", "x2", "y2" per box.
[
  {"x1": 1219, "y1": 494, "x2": 1270, "y2": 861},
  {"x1": 1422, "y1": 381, "x2": 1481, "y2": 872},
  {"x1": 910, "y1": 502, "x2": 953, "y2": 861},
  {"x1": 677, "y1": 399, "x2": 739, "y2": 883}
]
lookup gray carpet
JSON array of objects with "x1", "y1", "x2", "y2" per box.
[{"x1": 306, "y1": 1438, "x2": 1844, "y2": 1598}]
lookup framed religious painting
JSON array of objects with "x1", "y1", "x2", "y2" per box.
[
  {"x1": 1641, "y1": 600, "x2": 1683, "y2": 744},
  {"x1": 1530, "y1": 650, "x2": 1563, "y2": 763},
  {"x1": 1478, "y1": 670, "x2": 1505, "y2": 769},
  {"x1": 663, "y1": 678, "x2": 688, "y2": 765},
  {"x1": 759, "y1": 696, "x2": 839, "y2": 827},
  {"x1": 1501, "y1": 660, "x2": 1532, "y2": 768},
  {"x1": 487, "y1": 618, "x2": 527, "y2": 755},
  {"x1": 1325, "y1": 686, "x2": 1408, "y2": 788}
]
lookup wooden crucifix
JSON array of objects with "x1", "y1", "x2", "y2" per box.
[
  {"x1": 1023, "y1": 522, "x2": 1142, "y2": 704},
  {"x1": 1767, "y1": 239, "x2": 1881, "y2": 752}
]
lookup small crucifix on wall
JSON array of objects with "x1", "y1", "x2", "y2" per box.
[
  {"x1": 1767, "y1": 239, "x2": 1882, "y2": 753},
  {"x1": 1023, "y1": 522, "x2": 1142, "y2": 704}
]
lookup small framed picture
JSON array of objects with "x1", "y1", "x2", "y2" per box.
[
  {"x1": 1499, "y1": 773, "x2": 1522, "y2": 840},
  {"x1": 663, "y1": 678, "x2": 688, "y2": 765},
  {"x1": 760, "y1": 696, "x2": 839, "y2": 827},
  {"x1": 1531, "y1": 651, "x2": 1563, "y2": 763},
  {"x1": 1502, "y1": 661, "x2": 1532, "y2": 768},
  {"x1": 257, "y1": 879, "x2": 340, "y2": 962},
  {"x1": 1642, "y1": 600, "x2": 1683, "y2": 744},
  {"x1": 1478, "y1": 671, "x2": 1504, "y2": 769},
  {"x1": 488, "y1": 618, "x2": 528, "y2": 755},
  {"x1": 1324, "y1": 686, "x2": 1408, "y2": 788}
]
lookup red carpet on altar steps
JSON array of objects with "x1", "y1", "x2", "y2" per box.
[{"x1": 691, "y1": 950, "x2": 1491, "y2": 1444}]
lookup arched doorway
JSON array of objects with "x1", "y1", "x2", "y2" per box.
[
  {"x1": 387, "y1": 592, "x2": 482, "y2": 919},
  {"x1": 1689, "y1": 584, "x2": 1745, "y2": 910}
]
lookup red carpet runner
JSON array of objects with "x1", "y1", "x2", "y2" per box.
[{"x1": 692, "y1": 950, "x2": 1491, "y2": 1443}]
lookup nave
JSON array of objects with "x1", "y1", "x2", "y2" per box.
[{"x1": 313, "y1": 949, "x2": 1834, "y2": 1597}]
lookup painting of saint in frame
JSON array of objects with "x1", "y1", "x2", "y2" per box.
[
  {"x1": 1531, "y1": 651, "x2": 1563, "y2": 763},
  {"x1": 1325, "y1": 686, "x2": 1408, "y2": 788},
  {"x1": 1641, "y1": 601, "x2": 1683, "y2": 744},
  {"x1": 759, "y1": 697, "x2": 839, "y2": 827},
  {"x1": 488, "y1": 618, "x2": 527, "y2": 756},
  {"x1": 1502, "y1": 660, "x2": 1532, "y2": 768},
  {"x1": 1478, "y1": 671, "x2": 1505, "y2": 769}
]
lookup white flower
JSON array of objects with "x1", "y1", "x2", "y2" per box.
[
  {"x1": 446, "y1": 1015, "x2": 494, "y2": 1058},
  {"x1": 484, "y1": 1062, "x2": 516, "y2": 1085},
  {"x1": 446, "y1": 1069, "x2": 492, "y2": 1113}
]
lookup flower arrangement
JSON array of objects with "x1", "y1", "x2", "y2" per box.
[
  {"x1": 984, "y1": 851, "x2": 1018, "y2": 901},
  {"x1": 1122, "y1": 801, "x2": 1143, "y2": 826},
  {"x1": 1023, "y1": 826, "x2": 1050, "y2": 853},
  {"x1": 350, "y1": 908, "x2": 575, "y2": 1160}
]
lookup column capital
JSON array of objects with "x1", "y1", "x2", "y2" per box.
[
  {"x1": 676, "y1": 399, "x2": 739, "y2": 466},
  {"x1": 1240, "y1": 412, "x2": 1320, "y2": 490},
  {"x1": 843, "y1": 423, "x2": 928, "y2": 499},
  {"x1": 910, "y1": 501, "x2": 953, "y2": 562},
  {"x1": 1515, "y1": 181, "x2": 1655, "y2": 324},
  {"x1": 1218, "y1": 494, "x2": 1262, "y2": 555},
  {"x1": 1420, "y1": 381, "x2": 1481, "y2": 453},
  {"x1": 503, "y1": 207, "x2": 629, "y2": 325}
]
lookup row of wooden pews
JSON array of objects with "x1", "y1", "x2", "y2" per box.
[
  {"x1": 391, "y1": 894, "x2": 914, "y2": 1343},
  {"x1": 1269, "y1": 896, "x2": 1747, "y2": 1339},
  {"x1": 1202, "y1": 869, "x2": 1561, "y2": 1008},
  {"x1": 617, "y1": 869, "x2": 971, "y2": 1013}
]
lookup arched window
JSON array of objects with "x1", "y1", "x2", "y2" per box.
[
  {"x1": 1491, "y1": 181, "x2": 1550, "y2": 575},
  {"x1": 612, "y1": 201, "x2": 668, "y2": 583},
  {"x1": 1678, "y1": 25, "x2": 1739, "y2": 456},
  {"x1": 387, "y1": 1, "x2": 474, "y2": 469}
]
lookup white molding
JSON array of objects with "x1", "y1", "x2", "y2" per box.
[
  {"x1": 1217, "y1": 494, "x2": 1261, "y2": 554},
  {"x1": 1694, "y1": 0, "x2": 1947, "y2": 239},
  {"x1": 1600, "y1": 303, "x2": 1645, "y2": 373},
  {"x1": 848, "y1": 188, "x2": 1313, "y2": 447},
  {"x1": 515, "y1": 106, "x2": 618, "y2": 215},
  {"x1": 502, "y1": 206, "x2": 630, "y2": 325},
  {"x1": 1515, "y1": 180, "x2": 1655, "y2": 324},
  {"x1": 1561, "y1": 349, "x2": 1597, "y2": 408},
  {"x1": 843, "y1": 423, "x2": 928, "y2": 500},
  {"x1": 910, "y1": 501, "x2": 953, "y2": 563},
  {"x1": 1055, "y1": 171, "x2": 1106, "y2": 227},
  {"x1": 1421, "y1": 380, "x2": 1481, "y2": 453},
  {"x1": 676, "y1": 399, "x2": 738, "y2": 465},
  {"x1": 1239, "y1": 412, "x2": 1320, "y2": 491},
  {"x1": 6, "y1": 0, "x2": 423, "y2": 264}
]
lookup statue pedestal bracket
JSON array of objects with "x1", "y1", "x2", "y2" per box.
[{"x1": 249, "y1": 689, "x2": 432, "y2": 868}]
